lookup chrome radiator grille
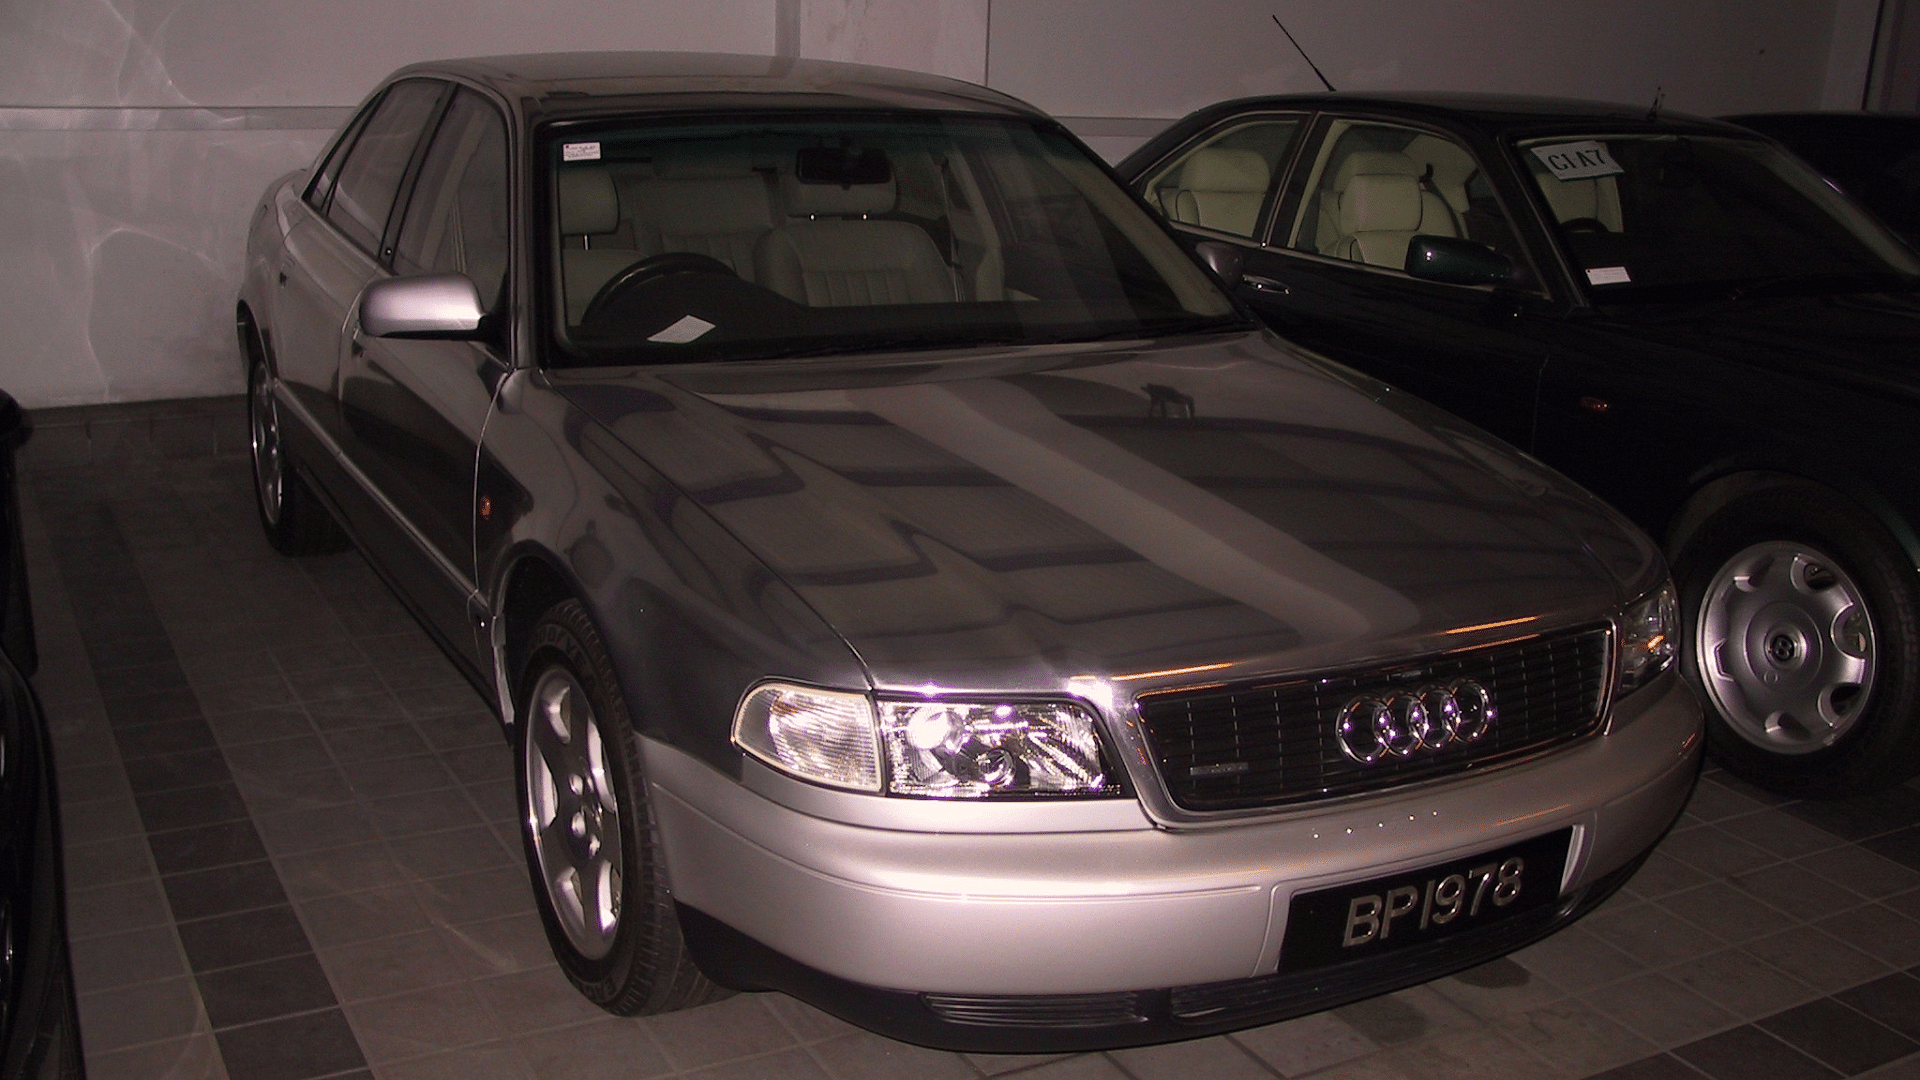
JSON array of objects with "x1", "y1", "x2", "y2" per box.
[{"x1": 1134, "y1": 625, "x2": 1612, "y2": 811}]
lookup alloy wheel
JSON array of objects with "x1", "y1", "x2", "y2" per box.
[
  {"x1": 525, "y1": 666, "x2": 625, "y2": 959},
  {"x1": 1695, "y1": 540, "x2": 1876, "y2": 753},
  {"x1": 249, "y1": 364, "x2": 285, "y2": 527}
]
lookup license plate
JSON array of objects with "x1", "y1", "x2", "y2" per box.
[{"x1": 1278, "y1": 828, "x2": 1572, "y2": 973}]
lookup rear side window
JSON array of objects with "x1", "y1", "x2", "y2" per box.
[
  {"x1": 326, "y1": 80, "x2": 446, "y2": 256},
  {"x1": 394, "y1": 89, "x2": 511, "y2": 309}
]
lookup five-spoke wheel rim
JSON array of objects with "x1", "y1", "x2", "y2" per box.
[
  {"x1": 1695, "y1": 540, "x2": 1876, "y2": 754},
  {"x1": 525, "y1": 667, "x2": 625, "y2": 959},
  {"x1": 249, "y1": 363, "x2": 285, "y2": 527}
]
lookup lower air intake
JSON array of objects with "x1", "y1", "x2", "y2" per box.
[{"x1": 922, "y1": 991, "x2": 1151, "y2": 1028}]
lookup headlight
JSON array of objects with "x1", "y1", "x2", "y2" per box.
[
  {"x1": 1617, "y1": 582, "x2": 1678, "y2": 695},
  {"x1": 733, "y1": 683, "x2": 881, "y2": 792},
  {"x1": 878, "y1": 699, "x2": 1110, "y2": 798},
  {"x1": 732, "y1": 683, "x2": 1113, "y2": 798}
]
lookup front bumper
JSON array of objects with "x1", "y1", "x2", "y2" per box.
[{"x1": 649, "y1": 672, "x2": 1700, "y2": 1049}]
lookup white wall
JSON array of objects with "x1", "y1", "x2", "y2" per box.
[{"x1": 0, "y1": 0, "x2": 1876, "y2": 408}]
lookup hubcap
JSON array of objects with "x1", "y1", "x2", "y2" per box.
[
  {"x1": 1695, "y1": 541, "x2": 1875, "y2": 754},
  {"x1": 524, "y1": 668, "x2": 624, "y2": 959},
  {"x1": 249, "y1": 364, "x2": 284, "y2": 526}
]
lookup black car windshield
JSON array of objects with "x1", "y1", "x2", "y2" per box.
[
  {"x1": 542, "y1": 113, "x2": 1243, "y2": 365},
  {"x1": 1518, "y1": 134, "x2": 1920, "y2": 301}
]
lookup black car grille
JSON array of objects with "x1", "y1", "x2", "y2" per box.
[{"x1": 1135, "y1": 624, "x2": 1612, "y2": 811}]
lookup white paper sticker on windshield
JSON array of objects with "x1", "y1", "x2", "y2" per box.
[
  {"x1": 1532, "y1": 141, "x2": 1623, "y2": 180},
  {"x1": 648, "y1": 315, "x2": 716, "y2": 344},
  {"x1": 562, "y1": 141, "x2": 602, "y2": 162},
  {"x1": 1586, "y1": 266, "x2": 1632, "y2": 285}
]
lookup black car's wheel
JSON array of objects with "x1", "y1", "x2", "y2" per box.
[
  {"x1": 515, "y1": 598, "x2": 729, "y2": 1015},
  {"x1": 1676, "y1": 484, "x2": 1920, "y2": 795},
  {"x1": 247, "y1": 354, "x2": 348, "y2": 556}
]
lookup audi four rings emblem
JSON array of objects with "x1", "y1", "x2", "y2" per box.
[{"x1": 1336, "y1": 681, "x2": 1496, "y2": 764}]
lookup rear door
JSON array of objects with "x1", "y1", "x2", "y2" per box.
[{"x1": 336, "y1": 87, "x2": 514, "y2": 676}]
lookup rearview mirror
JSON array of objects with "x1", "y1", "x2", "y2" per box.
[
  {"x1": 360, "y1": 274, "x2": 487, "y2": 339},
  {"x1": 1405, "y1": 235, "x2": 1514, "y2": 287}
]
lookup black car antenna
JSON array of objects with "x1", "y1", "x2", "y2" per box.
[
  {"x1": 1646, "y1": 86, "x2": 1665, "y2": 121},
  {"x1": 1272, "y1": 14, "x2": 1336, "y2": 93}
]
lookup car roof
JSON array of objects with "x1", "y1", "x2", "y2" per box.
[
  {"x1": 386, "y1": 51, "x2": 1044, "y2": 125},
  {"x1": 1161, "y1": 91, "x2": 1752, "y2": 138}
]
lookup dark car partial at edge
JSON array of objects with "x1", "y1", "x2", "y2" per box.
[
  {"x1": 1121, "y1": 91, "x2": 1920, "y2": 799},
  {"x1": 238, "y1": 55, "x2": 1699, "y2": 1050},
  {"x1": 0, "y1": 392, "x2": 85, "y2": 1079}
]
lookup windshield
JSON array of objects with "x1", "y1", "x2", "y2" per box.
[
  {"x1": 541, "y1": 113, "x2": 1242, "y2": 365},
  {"x1": 1518, "y1": 134, "x2": 1920, "y2": 300}
]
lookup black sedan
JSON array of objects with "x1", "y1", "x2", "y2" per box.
[
  {"x1": 0, "y1": 391, "x2": 84, "y2": 1079},
  {"x1": 1120, "y1": 93, "x2": 1920, "y2": 796}
]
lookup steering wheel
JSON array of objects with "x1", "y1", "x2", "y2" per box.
[
  {"x1": 580, "y1": 252, "x2": 737, "y2": 325},
  {"x1": 1560, "y1": 217, "x2": 1612, "y2": 234}
]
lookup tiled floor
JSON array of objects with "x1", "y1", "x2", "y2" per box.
[{"x1": 20, "y1": 397, "x2": 1920, "y2": 1080}]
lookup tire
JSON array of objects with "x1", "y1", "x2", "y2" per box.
[
  {"x1": 1675, "y1": 483, "x2": 1920, "y2": 795},
  {"x1": 515, "y1": 598, "x2": 729, "y2": 1015},
  {"x1": 247, "y1": 350, "x2": 348, "y2": 556}
]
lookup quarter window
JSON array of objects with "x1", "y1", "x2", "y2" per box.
[
  {"x1": 1141, "y1": 117, "x2": 1302, "y2": 240},
  {"x1": 326, "y1": 80, "x2": 446, "y2": 256},
  {"x1": 394, "y1": 89, "x2": 511, "y2": 309},
  {"x1": 1288, "y1": 120, "x2": 1527, "y2": 281}
]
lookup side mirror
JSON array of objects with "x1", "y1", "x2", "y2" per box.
[
  {"x1": 360, "y1": 274, "x2": 487, "y2": 339},
  {"x1": 1405, "y1": 235, "x2": 1514, "y2": 287},
  {"x1": 1192, "y1": 240, "x2": 1245, "y2": 291}
]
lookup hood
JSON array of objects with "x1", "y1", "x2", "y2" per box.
[
  {"x1": 551, "y1": 332, "x2": 1651, "y2": 691},
  {"x1": 1596, "y1": 289, "x2": 1920, "y2": 406}
]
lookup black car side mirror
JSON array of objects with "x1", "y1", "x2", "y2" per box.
[
  {"x1": 1405, "y1": 235, "x2": 1514, "y2": 287},
  {"x1": 361, "y1": 273, "x2": 489, "y2": 340},
  {"x1": 1192, "y1": 240, "x2": 1245, "y2": 291}
]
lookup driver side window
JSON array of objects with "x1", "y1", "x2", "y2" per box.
[
  {"x1": 1288, "y1": 119, "x2": 1528, "y2": 281},
  {"x1": 1141, "y1": 117, "x2": 1302, "y2": 240}
]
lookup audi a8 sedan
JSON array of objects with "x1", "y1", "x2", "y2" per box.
[
  {"x1": 1121, "y1": 93, "x2": 1920, "y2": 798},
  {"x1": 237, "y1": 53, "x2": 1700, "y2": 1049}
]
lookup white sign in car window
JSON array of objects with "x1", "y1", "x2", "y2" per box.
[
  {"x1": 1530, "y1": 141, "x2": 1623, "y2": 181},
  {"x1": 562, "y1": 142, "x2": 602, "y2": 162},
  {"x1": 648, "y1": 315, "x2": 715, "y2": 344}
]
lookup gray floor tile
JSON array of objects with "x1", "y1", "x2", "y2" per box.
[
  {"x1": 646, "y1": 995, "x2": 803, "y2": 1072},
  {"x1": 1109, "y1": 1036, "x2": 1273, "y2": 1080},
  {"x1": 1493, "y1": 998, "x2": 1658, "y2": 1077},
  {"x1": 70, "y1": 923, "x2": 189, "y2": 992},
  {"x1": 78, "y1": 975, "x2": 207, "y2": 1054},
  {"x1": 1746, "y1": 926, "x2": 1894, "y2": 995},
  {"x1": 1666, "y1": 948, "x2": 1822, "y2": 1022},
  {"x1": 82, "y1": 1032, "x2": 227, "y2": 1080},
  {"x1": 1581, "y1": 972, "x2": 1741, "y2": 1047},
  {"x1": 342, "y1": 982, "x2": 500, "y2": 1064},
  {"x1": 509, "y1": 1019, "x2": 674, "y2": 1080}
]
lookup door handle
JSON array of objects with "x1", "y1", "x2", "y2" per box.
[{"x1": 1243, "y1": 274, "x2": 1291, "y2": 295}]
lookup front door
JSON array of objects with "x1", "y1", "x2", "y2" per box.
[{"x1": 336, "y1": 87, "x2": 514, "y2": 678}]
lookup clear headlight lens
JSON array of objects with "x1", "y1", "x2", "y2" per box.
[
  {"x1": 732, "y1": 683, "x2": 881, "y2": 792},
  {"x1": 1618, "y1": 582, "x2": 1678, "y2": 695},
  {"x1": 878, "y1": 699, "x2": 1110, "y2": 798}
]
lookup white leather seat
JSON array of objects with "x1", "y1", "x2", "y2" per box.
[
  {"x1": 1171, "y1": 148, "x2": 1270, "y2": 237},
  {"x1": 754, "y1": 171, "x2": 952, "y2": 307},
  {"x1": 617, "y1": 150, "x2": 776, "y2": 279},
  {"x1": 1325, "y1": 150, "x2": 1459, "y2": 268},
  {"x1": 558, "y1": 167, "x2": 641, "y2": 323}
]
